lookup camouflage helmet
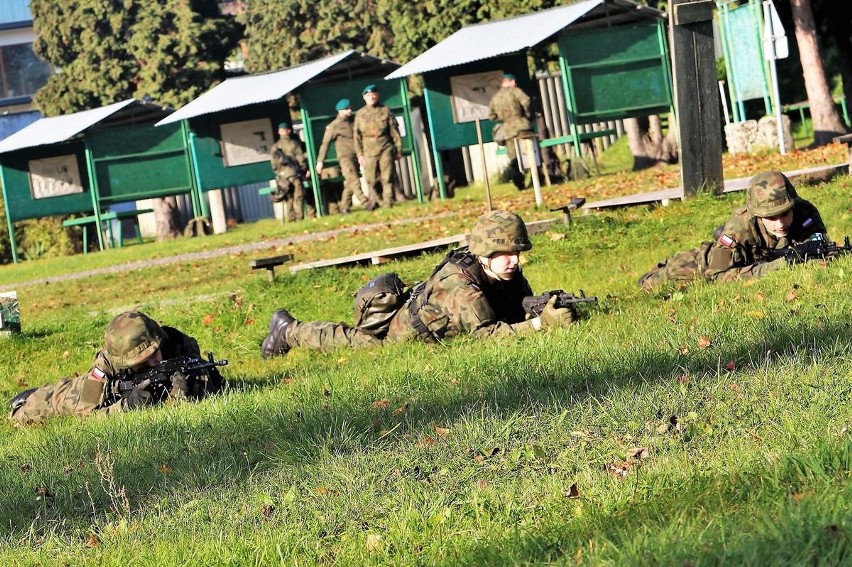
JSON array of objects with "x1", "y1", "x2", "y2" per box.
[
  {"x1": 104, "y1": 311, "x2": 166, "y2": 369},
  {"x1": 468, "y1": 210, "x2": 532, "y2": 257},
  {"x1": 746, "y1": 171, "x2": 797, "y2": 218}
]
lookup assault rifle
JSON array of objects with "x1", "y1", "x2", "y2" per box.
[
  {"x1": 273, "y1": 149, "x2": 308, "y2": 180},
  {"x1": 769, "y1": 234, "x2": 852, "y2": 264},
  {"x1": 522, "y1": 290, "x2": 598, "y2": 318},
  {"x1": 110, "y1": 352, "x2": 228, "y2": 401}
]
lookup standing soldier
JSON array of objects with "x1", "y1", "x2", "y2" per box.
[
  {"x1": 638, "y1": 171, "x2": 828, "y2": 289},
  {"x1": 354, "y1": 84, "x2": 403, "y2": 209},
  {"x1": 260, "y1": 210, "x2": 577, "y2": 358},
  {"x1": 270, "y1": 122, "x2": 315, "y2": 221},
  {"x1": 489, "y1": 73, "x2": 534, "y2": 191},
  {"x1": 316, "y1": 98, "x2": 367, "y2": 214},
  {"x1": 8, "y1": 311, "x2": 223, "y2": 426}
]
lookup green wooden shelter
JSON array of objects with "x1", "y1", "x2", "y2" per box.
[
  {"x1": 386, "y1": 0, "x2": 673, "y2": 197},
  {"x1": 0, "y1": 99, "x2": 201, "y2": 262},
  {"x1": 157, "y1": 50, "x2": 424, "y2": 215}
]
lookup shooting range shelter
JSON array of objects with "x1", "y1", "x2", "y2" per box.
[
  {"x1": 158, "y1": 50, "x2": 424, "y2": 216},
  {"x1": 386, "y1": 0, "x2": 672, "y2": 197},
  {"x1": 0, "y1": 99, "x2": 200, "y2": 262}
]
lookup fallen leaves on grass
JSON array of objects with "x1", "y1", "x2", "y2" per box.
[
  {"x1": 698, "y1": 336, "x2": 712, "y2": 349},
  {"x1": 201, "y1": 313, "x2": 215, "y2": 326}
]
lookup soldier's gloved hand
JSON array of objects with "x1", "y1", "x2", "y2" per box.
[
  {"x1": 169, "y1": 371, "x2": 190, "y2": 400},
  {"x1": 539, "y1": 296, "x2": 576, "y2": 329},
  {"x1": 753, "y1": 257, "x2": 787, "y2": 276},
  {"x1": 124, "y1": 379, "x2": 153, "y2": 410}
]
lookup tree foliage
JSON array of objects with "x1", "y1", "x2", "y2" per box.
[{"x1": 30, "y1": 0, "x2": 241, "y2": 115}]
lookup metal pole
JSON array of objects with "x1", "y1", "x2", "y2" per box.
[
  {"x1": 474, "y1": 118, "x2": 492, "y2": 211},
  {"x1": 763, "y1": 0, "x2": 786, "y2": 154}
]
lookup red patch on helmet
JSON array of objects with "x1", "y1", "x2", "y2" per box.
[{"x1": 719, "y1": 234, "x2": 736, "y2": 248}]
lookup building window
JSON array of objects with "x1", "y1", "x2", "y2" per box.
[{"x1": 0, "y1": 43, "x2": 51, "y2": 103}]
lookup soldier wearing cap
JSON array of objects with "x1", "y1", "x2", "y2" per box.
[
  {"x1": 270, "y1": 121, "x2": 315, "y2": 221},
  {"x1": 354, "y1": 84, "x2": 403, "y2": 209},
  {"x1": 489, "y1": 73, "x2": 534, "y2": 191},
  {"x1": 316, "y1": 98, "x2": 365, "y2": 214},
  {"x1": 638, "y1": 171, "x2": 827, "y2": 289},
  {"x1": 260, "y1": 210, "x2": 576, "y2": 357},
  {"x1": 8, "y1": 311, "x2": 220, "y2": 426}
]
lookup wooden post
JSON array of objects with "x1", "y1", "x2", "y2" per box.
[
  {"x1": 474, "y1": 118, "x2": 493, "y2": 212},
  {"x1": 669, "y1": 0, "x2": 723, "y2": 196}
]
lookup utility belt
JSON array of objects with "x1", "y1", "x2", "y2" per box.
[{"x1": 407, "y1": 282, "x2": 441, "y2": 343}]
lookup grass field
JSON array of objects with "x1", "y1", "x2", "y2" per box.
[{"x1": 1, "y1": 146, "x2": 850, "y2": 565}]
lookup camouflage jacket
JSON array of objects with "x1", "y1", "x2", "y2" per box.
[
  {"x1": 706, "y1": 199, "x2": 826, "y2": 281},
  {"x1": 10, "y1": 327, "x2": 199, "y2": 426},
  {"x1": 317, "y1": 114, "x2": 356, "y2": 162},
  {"x1": 489, "y1": 86, "x2": 532, "y2": 139},
  {"x1": 271, "y1": 135, "x2": 307, "y2": 178},
  {"x1": 401, "y1": 249, "x2": 535, "y2": 340},
  {"x1": 354, "y1": 104, "x2": 402, "y2": 158}
]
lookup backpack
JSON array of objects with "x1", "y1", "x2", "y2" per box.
[{"x1": 354, "y1": 273, "x2": 409, "y2": 337}]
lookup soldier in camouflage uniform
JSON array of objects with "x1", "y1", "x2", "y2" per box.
[
  {"x1": 354, "y1": 84, "x2": 403, "y2": 209},
  {"x1": 8, "y1": 311, "x2": 221, "y2": 426},
  {"x1": 638, "y1": 171, "x2": 827, "y2": 289},
  {"x1": 489, "y1": 73, "x2": 533, "y2": 191},
  {"x1": 270, "y1": 122, "x2": 315, "y2": 221},
  {"x1": 316, "y1": 98, "x2": 366, "y2": 214},
  {"x1": 260, "y1": 210, "x2": 576, "y2": 357}
]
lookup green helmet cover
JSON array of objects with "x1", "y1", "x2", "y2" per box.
[
  {"x1": 746, "y1": 171, "x2": 797, "y2": 217},
  {"x1": 104, "y1": 310, "x2": 165, "y2": 369},
  {"x1": 468, "y1": 210, "x2": 532, "y2": 257}
]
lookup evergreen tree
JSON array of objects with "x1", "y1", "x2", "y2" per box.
[{"x1": 30, "y1": 0, "x2": 241, "y2": 115}]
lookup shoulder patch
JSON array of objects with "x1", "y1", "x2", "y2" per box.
[
  {"x1": 802, "y1": 217, "x2": 813, "y2": 228},
  {"x1": 719, "y1": 234, "x2": 736, "y2": 248},
  {"x1": 91, "y1": 368, "x2": 105, "y2": 381}
]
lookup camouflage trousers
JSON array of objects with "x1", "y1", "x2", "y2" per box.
[
  {"x1": 362, "y1": 148, "x2": 397, "y2": 208},
  {"x1": 337, "y1": 154, "x2": 362, "y2": 212},
  {"x1": 9, "y1": 374, "x2": 112, "y2": 426},
  {"x1": 285, "y1": 307, "x2": 418, "y2": 351},
  {"x1": 276, "y1": 175, "x2": 316, "y2": 221},
  {"x1": 638, "y1": 242, "x2": 712, "y2": 290}
]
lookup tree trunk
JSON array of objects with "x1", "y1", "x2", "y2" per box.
[
  {"x1": 153, "y1": 196, "x2": 182, "y2": 241},
  {"x1": 624, "y1": 115, "x2": 679, "y2": 171},
  {"x1": 790, "y1": 0, "x2": 846, "y2": 145}
]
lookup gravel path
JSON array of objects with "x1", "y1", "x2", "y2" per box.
[{"x1": 0, "y1": 212, "x2": 456, "y2": 291}]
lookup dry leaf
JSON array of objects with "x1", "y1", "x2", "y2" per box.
[
  {"x1": 785, "y1": 290, "x2": 798, "y2": 302},
  {"x1": 627, "y1": 447, "x2": 649, "y2": 460},
  {"x1": 698, "y1": 336, "x2": 712, "y2": 349},
  {"x1": 678, "y1": 374, "x2": 690, "y2": 384},
  {"x1": 549, "y1": 233, "x2": 566, "y2": 241},
  {"x1": 678, "y1": 345, "x2": 689, "y2": 355},
  {"x1": 371, "y1": 399, "x2": 390, "y2": 410},
  {"x1": 366, "y1": 534, "x2": 382, "y2": 552},
  {"x1": 160, "y1": 464, "x2": 172, "y2": 474},
  {"x1": 435, "y1": 426, "x2": 450, "y2": 438},
  {"x1": 201, "y1": 313, "x2": 215, "y2": 326},
  {"x1": 566, "y1": 483, "x2": 580, "y2": 498},
  {"x1": 476, "y1": 479, "x2": 488, "y2": 489},
  {"x1": 724, "y1": 360, "x2": 737, "y2": 372},
  {"x1": 754, "y1": 292, "x2": 765, "y2": 301},
  {"x1": 393, "y1": 403, "x2": 409, "y2": 415},
  {"x1": 417, "y1": 437, "x2": 437, "y2": 448},
  {"x1": 87, "y1": 533, "x2": 100, "y2": 548}
]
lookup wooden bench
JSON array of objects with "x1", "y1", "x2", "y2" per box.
[
  {"x1": 288, "y1": 218, "x2": 559, "y2": 273},
  {"x1": 550, "y1": 197, "x2": 586, "y2": 226},
  {"x1": 250, "y1": 254, "x2": 294, "y2": 282},
  {"x1": 63, "y1": 208, "x2": 153, "y2": 253}
]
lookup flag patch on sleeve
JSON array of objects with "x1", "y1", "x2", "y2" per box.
[
  {"x1": 91, "y1": 368, "x2": 105, "y2": 381},
  {"x1": 802, "y1": 217, "x2": 813, "y2": 228},
  {"x1": 719, "y1": 234, "x2": 736, "y2": 248}
]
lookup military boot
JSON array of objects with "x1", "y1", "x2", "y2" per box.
[{"x1": 261, "y1": 309, "x2": 296, "y2": 358}]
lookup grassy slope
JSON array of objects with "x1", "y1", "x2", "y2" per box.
[{"x1": 0, "y1": 147, "x2": 850, "y2": 565}]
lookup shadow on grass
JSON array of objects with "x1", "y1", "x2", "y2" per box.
[{"x1": 1, "y1": 315, "x2": 850, "y2": 542}]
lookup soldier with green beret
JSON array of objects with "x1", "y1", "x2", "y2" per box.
[
  {"x1": 354, "y1": 84, "x2": 403, "y2": 209},
  {"x1": 9, "y1": 311, "x2": 222, "y2": 426},
  {"x1": 316, "y1": 98, "x2": 366, "y2": 214},
  {"x1": 260, "y1": 210, "x2": 576, "y2": 357},
  {"x1": 638, "y1": 171, "x2": 827, "y2": 289},
  {"x1": 270, "y1": 122, "x2": 315, "y2": 221},
  {"x1": 489, "y1": 73, "x2": 534, "y2": 191}
]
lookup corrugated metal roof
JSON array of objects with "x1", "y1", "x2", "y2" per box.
[
  {"x1": 158, "y1": 50, "x2": 358, "y2": 126},
  {"x1": 0, "y1": 99, "x2": 136, "y2": 154},
  {"x1": 386, "y1": 0, "x2": 661, "y2": 79}
]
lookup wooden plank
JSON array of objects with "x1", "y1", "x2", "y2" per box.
[
  {"x1": 289, "y1": 218, "x2": 559, "y2": 273},
  {"x1": 250, "y1": 254, "x2": 294, "y2": 269},
  {"x1": 583, "y1": 164, "x2": 848, "y2": 211}
]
